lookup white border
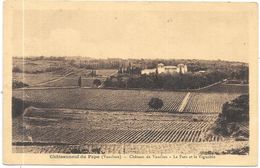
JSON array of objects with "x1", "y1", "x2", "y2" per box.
[{"x1": 0, "y1": 0, "x2": 258, "y2": 167}]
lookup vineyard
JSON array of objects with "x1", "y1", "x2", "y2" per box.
[
  {"x1": 11, "y1": 58, "x2": 250, "y2": 155},
  {"x1": 13, "y1": 141, "x2": 249, "y2": 154},
  {"x1": 199, "y1": 83, "x2": 249, "y2": 93},
  {"x1": 12, "y1": 108, "x2": 249, "y2": 154},
  {"x1": 13, "y1": 88, "x2": 242, "y2": 113},
  {"x1": 13, "y1": 89, "x2": 186, "y2": 112},
  {"x1": 37, "y1": 77, "x2": 107, "y2": 88},
  {"x1": 13, "y1": 59, "x2": 58, "y2": 73},
  {"x1": 13, "y1": 66, "x2": 84, "y2": 86},
  {"x1": 13, "y1": 57, "x2": 118, "y2": 88},
  {"x1": 13, "y1": 108, "x2": 221, "y2": 146},
  {"x1": 183, "y1": 93, "x2": 241, "y2": 113},
  {"x1": 13, "y1": 72, "x2": 58, "y2": 85},
  {"x1": 96, "y1": 69, "x2": 118, "y2": 77}
]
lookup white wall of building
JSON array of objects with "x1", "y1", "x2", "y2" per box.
[
  {"x1": 141, "y1": 63, "x2": 188, "y2": 75},
  {"x1": 141, "y1": 68, "x2": 157, "y2": 75}
]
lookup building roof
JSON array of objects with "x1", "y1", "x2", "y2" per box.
[
  {"x1": 165, "y1": 66, "x2": 177, "y2": 69},
  {"x1": 158, "y1": 63, "x2": 164, "y2": 66},
  {"x1": 177, "y1": 64, "x2": 185, "y2": 67},
  {"x1": 142, "y1": 68, "x2": 156, "y2": 72}
]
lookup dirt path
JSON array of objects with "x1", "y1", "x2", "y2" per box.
[
  {"x1": 15, "y1": 86, "x2": 92, "y2": 90},
  {"x1": 178, "y1": 92, "x2": 191, "y2": 112},
  {"x1": 193, "y1": 80, "x2": 226, "y2": 91},
  {"x1": 29, "y1": 69, "x2": 86, "y2": 87}
]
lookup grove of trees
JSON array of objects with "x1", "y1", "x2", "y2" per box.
[
  {"x1": 12, "y1": 80, "x2": 29, "y2": 89},
  {"x1": 214, "y1": 94, "x2": 249, "y2": 137},
  {"x1": 221, "y1": 94, "x2": 249, "y2": 122},
  {"x1": 12, "y1": 97, "x2": 29, "y2": 118},
  {"x1": 104, "y1": 71, "x2": 228, "y2": 90}
]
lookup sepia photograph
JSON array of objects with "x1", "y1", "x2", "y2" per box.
[
  {"x1": 3, "y1": 0, "x2": 258, "y2": 166},
  {"x1": 12, "y1": 56, "x2": 249, "y2": 155}
]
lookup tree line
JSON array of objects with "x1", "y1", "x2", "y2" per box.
[{"x1": 104, "y1": 71, "x2": 228, "y2": 90}]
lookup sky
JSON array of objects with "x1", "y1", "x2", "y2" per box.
[{"x1": 11, "y1": 2, "x2": 253, "y2": 62}]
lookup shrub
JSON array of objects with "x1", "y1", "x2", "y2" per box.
[
  {"x1": 213, "y1": 94, "x2": 249, "y2": 137},
  {"x1": 12, "y1": 66, "x2": 23, "y2": 73},
  {"x1": 12, "y1": 97, "x2": 29, "y2": 118},
  {"x1": 93, "y1": 79, "x2": 102, "y2": 87},
  {"x1": 148, "y1": 98, "x2": 163, "y2": 109},
  {"x1": 12, "y1": 80, "x2": 29, "y2": 89},
  {"x1": 103, "y1": 76, "x2": 126, "y2": 88},
  {"x1": 69, "y1": 148, "x2": 87, "y2": 154},
  {"x1": 221, "y1": 94, "x2": 249, "y2": 122},
  {"x1": 91, "y1": 147, "x2": 103, "y2": 154}
]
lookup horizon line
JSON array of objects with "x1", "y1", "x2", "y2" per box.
[{"x1": 13, "y1": 55, "x2": 249, "y2": 64}]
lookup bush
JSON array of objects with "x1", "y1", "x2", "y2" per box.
[
  {"x1": 12, "y1": 80, "x2": 29, "y2": 89},
  {"x1": 12, "y1": 97, "x2": 29, "y2": 118},
  {"x1": 213, "y1": 94, "x2": 249, "y2": 137},
  {"x1": 93, "y1": 79, "x2": 102, "y2": 87},
  {"x1": 148, "y1": 98, "x2": 163, "y2": 109},
  {"x1": 12, "y1": 66, "x2": 23, "y2": 73},
  {"x1": 69, "y1": 148, "x2": 88, "y2": 154},
  {"x1": 221, "y1": 94, "x2": 249, "y2": 122},
  {"x1": 103, "y1": 76, "x2": 126, "y2": 88}
]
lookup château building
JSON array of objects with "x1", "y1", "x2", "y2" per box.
[{"x1": 141, "y1": 63, "x2": 188, "y2": 75}]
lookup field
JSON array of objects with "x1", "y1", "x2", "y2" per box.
[
  {"x1": 13, "y1": 63, "x2": 84, "y2": 87},
  {"x1": 34, "y1": 69, "x2": 117, "y2": 87},
  {"x1": 12, "y1": 108, "x2": 249, "y2": 154},
  {"x1": 199, "y1": 83, "x2": 249, "y2": 93},
  {"x1": 183, "y1": 93, "x2": 241, "y2": 113},
  {"x1": 13, "y1": 67, "x2": 81, "y2": 85},
  {"x1": 13, "y1": 58, "x2": 64, "y2": 73},
  {"x1": 35, "y1": 77, "x2": 106, "y2": 88},
  {"x1": 12, "y1": 58, "x2": 249, "y2": 155},
  {"x1": 96, "y1": 69, "x2": 118, "y2": 77},
  {"x1": 13, "y1": 58, "x2": 117, "y2": 87},
  {"x1": 13, "y1": 141, "x2": 248, "y2": 154},
  {"x1": 13, "y1": 88, "x2": 241, "y2": 113},
  {"x1": 13, "y1": 72, "x2": 60, "y2": 85},
  {"x1": 12, "y1": 107, "x2": 227, "y2": 153}
]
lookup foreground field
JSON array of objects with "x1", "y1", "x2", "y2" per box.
[
  {"x1": 12, "y1": 108, "x2": 248, "y2": 154},
  {"x1": 13, "y1": 141, "x2": 248, "y2": 154},
  {"x1": 13, "y1": 108, "x2": 219, "y2": 143},
  {"x1": 13, "y1": 88, "x2": 242, "y2": 113}
]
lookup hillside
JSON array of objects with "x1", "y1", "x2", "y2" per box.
[{"x1": 13, "y1": 88, "x2": 242, "y2": 113}]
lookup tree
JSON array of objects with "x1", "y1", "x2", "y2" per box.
[
  {"x1": 148, "y1": 98, "x2": 163, "y2": 110},
  {"x1": 214, "y1": 94, "x2": 249, "y2": 137},
  {"x1": 221, "y1": 94, "x2": 249, "y2": 122},
  {"x1": 78, "y1": 76, "x2": 82, "y2": 87},
  {"x1": 12, "y1": 66, "x2": 23, "y2": 73},
  {"x1": 93, "y1": 79, "x2": 102, "y2": 87},
  {"x1": 13, "y1": 80, "x2": 29, "y2": 89},
  {"x1": 12, "y1": 97, "x2": 29, "y2": 118},
  {"x1": 90, "y1": 69, "x2": 96, "y2": 77}
]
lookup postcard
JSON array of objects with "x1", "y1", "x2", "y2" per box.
[{"x1": 3, "y1": 0, "x2": 258, "y2": 165}]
